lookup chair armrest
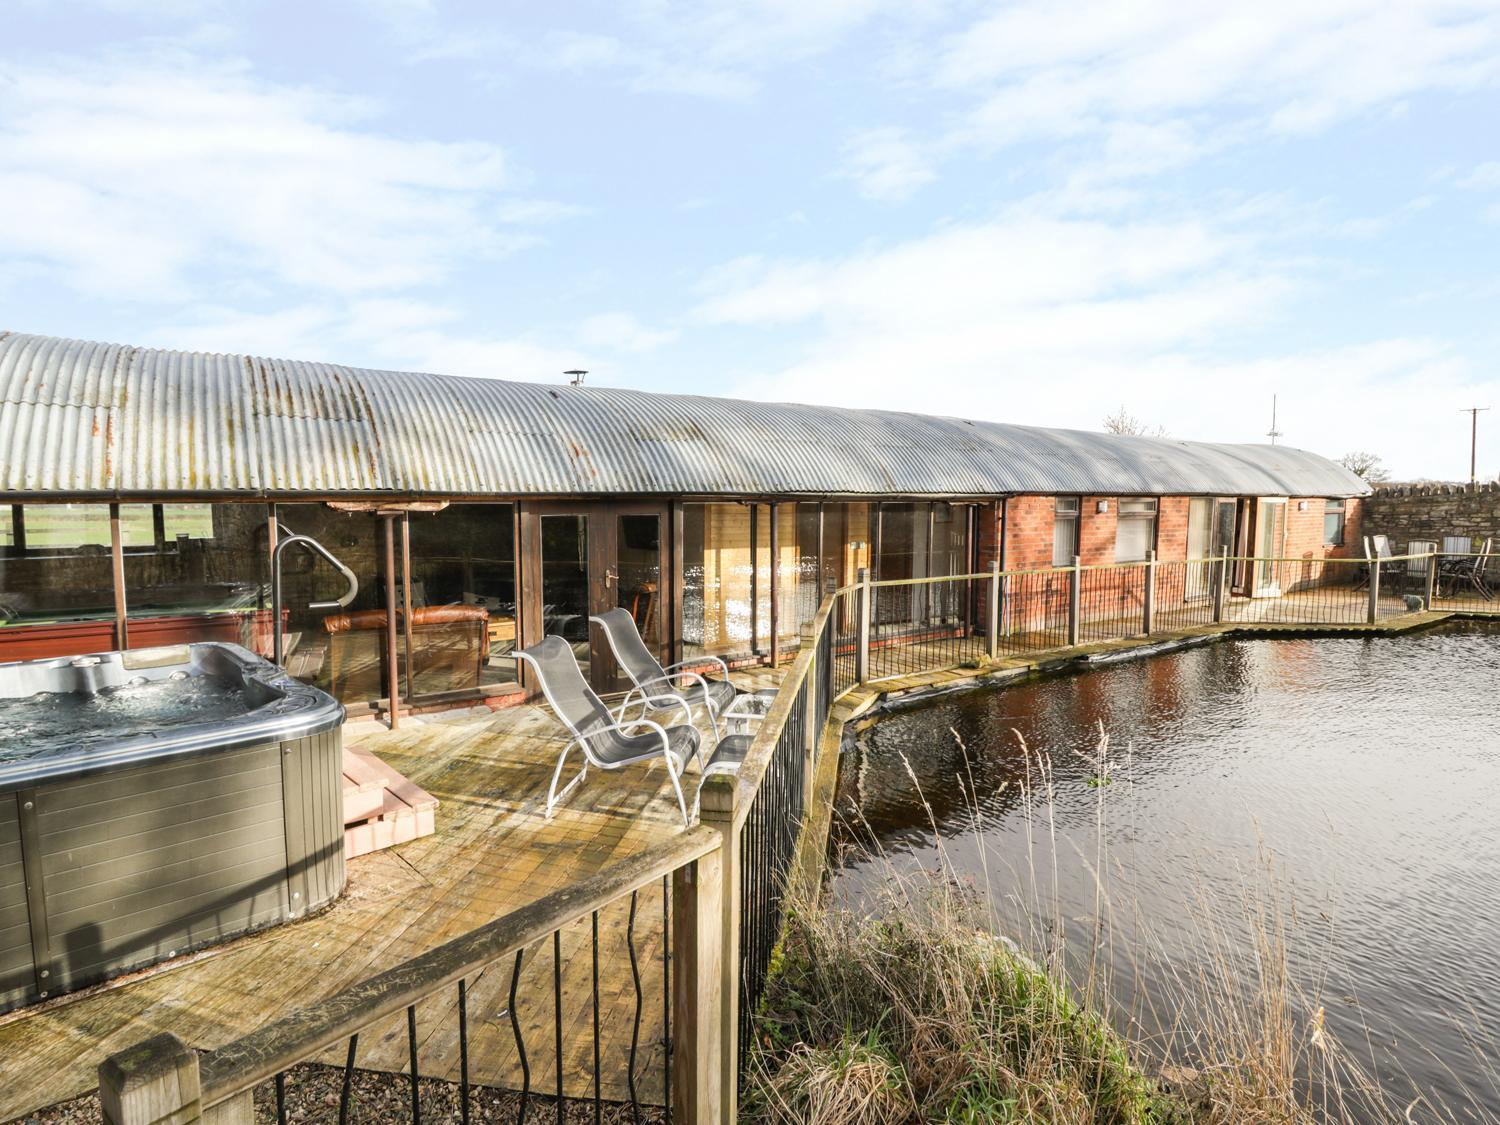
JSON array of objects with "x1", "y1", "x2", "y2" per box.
[
  {"x1": 663, "y1": 655, "x2": 732, "y2": 682},
  {"x1": 614, "y1": 688, "x2": 693, "y2": 730}
]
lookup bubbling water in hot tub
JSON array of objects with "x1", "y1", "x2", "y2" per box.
[{"x1": 0, "y1": 675, "x2": 255, "y2": 761}]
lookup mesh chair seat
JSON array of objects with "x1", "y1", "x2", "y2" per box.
[
  {"x1": 592, "y1": 607, "x2": 740, "y2": 741},
  {"x1": 589, "y1": 720, "x2": 702, "y2": 769},
  {"x1": 515, "y1": 635, "x2": 699, "y2": 825},
  {"x1": 687, "y1": 677, "x2": 738, "y2": 716}
]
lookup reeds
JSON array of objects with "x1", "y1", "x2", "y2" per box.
[{"x1": 741, "y1": 726, "x2": 1476, "y2": 1124}]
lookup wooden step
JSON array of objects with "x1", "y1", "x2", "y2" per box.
[
  {"x1": 341, "y1": 746, "x2": 439, "y2": 859},
  {"x1": 341, "y1": 772, "x2": 385, "y2": 824}
]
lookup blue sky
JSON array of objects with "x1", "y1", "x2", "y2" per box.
[{"x1": 3, "y1": 1, "x2": 1499, "y2": 479}]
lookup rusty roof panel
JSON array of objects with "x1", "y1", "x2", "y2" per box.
[{"x1": 0, "y1": 331, "x2": 1371, "y2": 499}]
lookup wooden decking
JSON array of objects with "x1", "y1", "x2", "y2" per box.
[{"x1": 0, "y1": 676, "x2": 773, "y2": 1121}]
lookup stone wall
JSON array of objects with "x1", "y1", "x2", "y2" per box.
[{"x1": 1361, "y1": 483, "x2": 1500, "y2": 552}]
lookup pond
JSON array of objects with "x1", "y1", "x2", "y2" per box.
[{"x1": 831, "y1": 622, "x2": 1500, "y2": 1120}]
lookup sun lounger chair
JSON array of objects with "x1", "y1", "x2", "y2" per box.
[
  {"x1": 515, "y1": 635, "x2": 701, "y2": 826},
  {"x1": 591, "y1": 607, "x2": 740, "y2": 742}
]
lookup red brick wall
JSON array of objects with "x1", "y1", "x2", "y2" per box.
[
  {"x1": 1002, "y1": 495, "x2": 1057, "y2": 570},
  {"x1": 1078, "y1": 497, "x2": 1117, "y2": 565},
  {"x1": 1338, "y1": 498, "x2": 1363, "y2": 559},
  {"x1": 1156, "y1": 497, "x2": 1190, "y2": 561}
]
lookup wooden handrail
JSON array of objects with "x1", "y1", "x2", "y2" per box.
[
  {"x1": 197, "y1": 825, "x2": 720, "y2": 1107},
  {"x1": 724, "y1": 593, "x2": 839, "y2": 832}
]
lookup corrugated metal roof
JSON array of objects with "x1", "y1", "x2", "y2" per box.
[{"x1": 0, "y1": 331, "x2": 1370, "y2": 499}]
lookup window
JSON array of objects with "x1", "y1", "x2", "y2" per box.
[
  {"x1": 0, "y1": 505, "x2": 119, "y2": 654},
  {"x1": 1323, "y1": 499, "x2": 1346, "y2": 547},
  {"x1": 1114, "y1": 498, "x2": 1157, "y2": 562},
  {"x1": 1053, "y1": 497, "x2": 1080, "y2": 566}
]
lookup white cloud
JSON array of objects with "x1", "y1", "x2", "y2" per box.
[
  {"x1": 905, "y1": 1, "x2": 1500, "y2": 193},
  {"x1": 578, "y1": 312, "x2": 678, "y2": 353},
  {"x1": 148, "y1": 298, "x2": 667, "y2": 389},
  {"x1": 0, "y1": 50, "x2": 571, "y2": 301},
  {"x1": 1460, "y1": 161, "x2": 1500, "y2": 190},
  {"x1": 839, "y1": 128, "x2": 937, "y2": 202},
  {"x1": 698, "y1": 209, "x2": 1490, "y2": 477}
]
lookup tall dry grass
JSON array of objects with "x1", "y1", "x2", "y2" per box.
[{"x1": 741, "y1": 726, "x2": 1475, "y2": 1124}]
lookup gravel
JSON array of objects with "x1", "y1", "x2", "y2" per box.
[{"x1": 24, "y1": 1063, "x2": 668, "y2": 1125}]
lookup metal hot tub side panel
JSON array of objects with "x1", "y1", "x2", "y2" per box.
[{"x1": 0, "y1": 643, "x2": 345, "y2": 1011}]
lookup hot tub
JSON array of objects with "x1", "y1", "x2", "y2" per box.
[{"x1": 0, "y1": 642, "x2": 345, "y2": 1012}]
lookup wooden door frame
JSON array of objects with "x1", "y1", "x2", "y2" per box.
[{"x1": 519, "y1": 500, "x2": 670, "y2": 693}]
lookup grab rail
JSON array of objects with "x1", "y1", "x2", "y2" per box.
[{"x1": 269, "y1": 531, "x2": 359, "y2": 667}]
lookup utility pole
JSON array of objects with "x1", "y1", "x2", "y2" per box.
[
  {"x1": 1461, "y1": 406, "x2": 1489, "y2": 485},
  {"x1": 1266, "y1": 394, "x2": 1282, "y2": 445}
]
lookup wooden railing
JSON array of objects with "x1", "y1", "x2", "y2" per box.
[{"x1": 97, "y1": 545, "x2": 1472, "y2": 1124}]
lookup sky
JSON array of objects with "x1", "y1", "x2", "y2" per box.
[{"x1": 3, "y1": 1, "x2": 1499, "y2": 481}]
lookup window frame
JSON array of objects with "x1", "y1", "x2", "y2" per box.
[
  {"x1": 1052, "y1": 496, "x2": 1080, "y2": 567},
  {"x1": 1323, "y1": 499, "x2": 1346, "y2": 547},
  {"x1": 1114, "y1": 497, "x2": 1158, "y2": 563}
]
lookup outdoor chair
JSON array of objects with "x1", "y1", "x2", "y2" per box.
[
  {"x1": 515, "y1": 635, "x2": 702, "y2": 826},
  {"x1": 1438, "y1": 537, "x2": 1494, "y2": 601},
  {"x1": 591, "y1": 607, "x2": 740, "y2": 742}
]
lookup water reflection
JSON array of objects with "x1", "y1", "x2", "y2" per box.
[{"x1": 832, "y1": 624, "x2": 1500, "y2": 1120}]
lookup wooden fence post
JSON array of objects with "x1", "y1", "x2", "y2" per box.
[
  {"x1": 1143, "y1": 550, "x2": 1156, "y2": 635},
  {"x1": 1424, "y1": 549, "x2": 1438, "y2": 610},
  {"x1": 695, "y1": 774, "x2": 739, "y2": 1123},
  {"x1": 855, "y1": 567, "x2": 871, "y2": 686},
  {"x1": 1213, "y1": 547, "x2": 1229, "y2": 624},
  {"x1": 672, "y1": 835, "x2": 727, "y2": 1125},
  {"x1": 1367, "y1": 550, "x2": 1380, "y2": 625},
  {"x1": 1067, "y1": 556, "x2": 1082, "y2": 647},
  {"x1": 99, "y1": 1031, "x2": 252, "y2": 1125},
  {"x1": 986, "y1": 560, "x2": 1000, "y2": 660}
]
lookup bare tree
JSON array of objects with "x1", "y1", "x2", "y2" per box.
[
  {"x1": 1101, "y1": 406, "x2": 1168, "y2": 438},
  {"x1": 1337, "y1": 451, "x2": 1391, "y2": 484}
]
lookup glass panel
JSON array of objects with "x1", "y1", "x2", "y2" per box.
[
  {"x1": 774, "y1": 504, "x2": 801, "y2": 646},
  {"x1": 1052, "y1": 514, "x2": 1077, "y2": 566},
  {"x1": 795, "y1": 503, "x2": 822, "y2": 635},
  {"x1": 541, "y1": 514, "x2": 590, "y2": 674},
  {"x1": 1115, "y1": 515, "x2": 1154, "y2": 562},
  {"x1": 120, "y1": 503, "x2": 272, "y2": 652},
  {"x1": 681, "y1": 502, "x2": 755, "y2": 660},
  {"x1": 1185, "y1": 498, "x2": 1213, "y2": 600},
  {"x1": 616, "y1": 513, "x2": 662, "y2": 654},
  {"x1": 162, "y1": 503, "x2": 215, "y2": 540},
  {"x1": 406, "y1": 504, "x2": 517, "y2": 697},
  {"x1": 275, "y1": 504, "x2": 390, "y2": 706},
  {"x1": 1323, "y1": 500, "x2": 1345, "y2": 546},
  {"x1": 930, "y1": 504, "x2": 966, "y2": 622},
  {"x1": 0, "y1": 504, "x2": 119, "y2": 660},
  {"x1": 1255, "y1": 501, "x2": 1287, "y2": 592},
  {"x1": 875, "y1": 503, "x2": 919, "y2": 627}
]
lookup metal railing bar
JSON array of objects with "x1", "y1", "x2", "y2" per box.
[
  {"x1": 553, "y1": 930, "x2": 563, "y2": 1125},
  {"x1": 197, "y1": 826, "x2": 718, "y2": 1106},
  {"x1": 338, "y1": 1035, "x2": 358, "y2": 1125},
  {"x1": 508, "y1": 951, "x2": 530, "y2": 1125},
  {"x1": 626, "y1": 890, "x2": 643, "y2": 1125},
  {"x1": 458, "y1": 979, "x2": 470, "y2": 1125}
]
